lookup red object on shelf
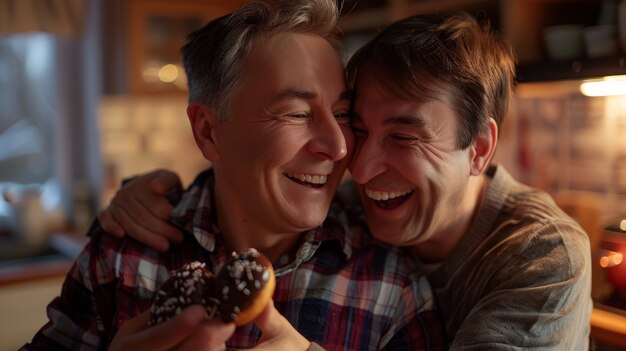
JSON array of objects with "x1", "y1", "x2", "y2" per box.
[{"x1": 602, "y1": 229, "x2": 626, "y2": 296}]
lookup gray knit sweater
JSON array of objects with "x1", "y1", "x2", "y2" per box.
[{"x1": 428, "y1": 165, "x2": 592, "y2": 350}]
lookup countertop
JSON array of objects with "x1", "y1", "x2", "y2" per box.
[
  {"x1": 0, "y1": 232, "x2": 86, "y2": 286},
  {"x1": 591, "y1": 304, "x2": 626, "y2": 348}
]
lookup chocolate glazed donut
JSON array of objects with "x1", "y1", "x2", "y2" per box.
[
  {"x1": 216, "y1": 248, "x2": 276, "y2": 325},
  {"x1": 149, "y1": 249, "x2": 275, "y2": 326}
]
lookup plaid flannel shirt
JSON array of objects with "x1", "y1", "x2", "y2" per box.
[{"x1": 22, "y1": 169, "x2": 445, "y2": 350}]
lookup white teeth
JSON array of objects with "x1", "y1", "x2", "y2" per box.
[
  {"x1": 364, "y1": 189, "x2": 413, "y2": 201},
  {"x1": 286, "y1": 173, "x2": 328, "y2": 185}
]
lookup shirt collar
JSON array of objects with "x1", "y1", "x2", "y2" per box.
[{"x1": 170, "y1": 169, "x2": 352, "y2": 266}]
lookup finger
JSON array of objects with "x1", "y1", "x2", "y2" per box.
[
  {"x1": 125, "y1": 305, "x2": 210, "y2": 350},
  {"x1": 128, "y1": 203, "x2": 183, "y2": 244},
  {"x1": 112, "y1": 187, "x2": 183, "y2": 245},
  {"x1": 115, "y1": 186, "x2": 171, "y2": 221},
  {"x1": 149, "y1": 169, "x2": 183, "y2": 196},
  {"x1": 108, "y1": 172, "x2": 183, "y2": 247},
  {"x1": 124, "y1": 185, "x2": 184, "y2": 244},
  {"x1": 255, "y1": 301, "x2": 283, "y2": 343},
  {"x1": 109, "y1": 200, "x2": 170, "y2": 251},
  {"x1": 118, "y1": 309, "x2": 151, "y2": 335},
  {"x1": 254, "y1": 301, "x2": 309, "y2": 350},
  {"x1": 117, "y1": 173, "x2": 174, "y2": 221},
  {"x1": 109, "y1": 310, "x2": 153, "y2": 351},
  {"x1": 124, "y1": 195, "x2": 183, "y2": 244},
  {"x1": 173, "y1": 320, "x2": 235, "y2": 351},
  {"x1": 97, "y1": 208, "x2": 125, "y2": 237}
]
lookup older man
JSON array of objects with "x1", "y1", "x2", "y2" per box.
[{"x1": 22, "y1": 1, "x2": 443, "y2": 350}]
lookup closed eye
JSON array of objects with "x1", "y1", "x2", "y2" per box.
[
  {"x1": 334, "y1": 112, "x2": 350, "y2": 124},
  {"x1": 391, "y1": 134, "x2": 418, "y2": 141},
  {"x1": 287, "y1": 113, "x2": 309, "y2": 119},
  {"x1": 390, "y1": 134, "x2": 421, "y2": 146}
]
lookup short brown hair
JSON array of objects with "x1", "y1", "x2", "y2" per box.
[{"x1": 346, "y1": 12, "x2": 516, "y2": 148}]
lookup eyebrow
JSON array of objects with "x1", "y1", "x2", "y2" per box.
[
  {"x1": 270, "y1": 89, "x2": 316, "y2": 103},
  {"x1": 270, "y1": 89, "x2": 353, "y2": 103},
  {"x1": 351, "y1": 113, "x2": 433, "y2": 135},
  {"x1": 384, "y1": 115, "x2": 429, "y2": 129}
]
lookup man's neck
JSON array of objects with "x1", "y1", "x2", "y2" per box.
[{"x1": 213, "y1": 194, "x2": 302, "y2": 264}]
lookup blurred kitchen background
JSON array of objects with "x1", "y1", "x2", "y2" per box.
[{"x1": 2, "y1": 0, "x2": 626, "y2": 349}]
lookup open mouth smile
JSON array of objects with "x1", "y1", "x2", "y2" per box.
[
  {"x1": 285, "y1": 172, "x2": 328, "y2": 188},
  {"x1": 365, "y1": 189, "x2": 414, "y2": 209}
]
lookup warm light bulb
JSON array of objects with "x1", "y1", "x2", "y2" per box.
[
  {"x1": 580, "y1": 75, "x2": 626, "y2": 96},
  {"x1": 612, "y1": 253, "x2": 623, "y2": 266},
  {"x1": 600, "y1": 256, "x2": 609, "y2": 268},
  {"x1": 158, "y1": 64, "x2": 179, "y2": 83},
  {"x1": 620, "y1": 219, "x2": 626, "y2": 231},
  {"x1": 600, "y1": 251, "x2": 624, "y2": 268}
]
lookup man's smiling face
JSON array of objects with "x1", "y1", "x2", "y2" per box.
[
  {"x1": 210, "y1": 32, "x2": 353, "y2": 234},
  {"x1": 349, "y1": 76, "x2": 475, "y2": 247}
]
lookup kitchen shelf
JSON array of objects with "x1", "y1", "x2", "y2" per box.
[
  {"x1": 338, "y1": 0, "x2": 616, "y2": 81},
  {"x1": 339, "y1": 0, "x2": 497, "y2": 34},
  {"x1": 125, "y1": 0, "x2": 245, "y2": 95},
  {"x1": 516, "y1": 56, "x2": 626, "y2": 83}
]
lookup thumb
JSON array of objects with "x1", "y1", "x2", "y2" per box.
[
  {"x1": 255, "y1": 300, "x2": 283, "y2": 342},
  {"x1": 149, "y1": 169, "x2": 183, "y2": 196},
  {"x1": 254, "y1": 301, "x2": 308, "y2": 349},
  {"x1": 121, "y1": 309, "x2": 151, "y2": 334}
]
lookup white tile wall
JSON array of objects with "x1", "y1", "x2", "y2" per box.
[
  {"x1": 495, "y1": 83, "x2": 626, "y2": 223},
  {"x1": 98, "y1": 96, "x2": 209, "y2": 207}
]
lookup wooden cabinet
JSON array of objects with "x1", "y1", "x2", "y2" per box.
[
  {"x1": 338, "y1": 0, "x2": 625, "y2": 81},
  {"x1": 125, "y1": 0, "x2": 245, "y2": 95}
]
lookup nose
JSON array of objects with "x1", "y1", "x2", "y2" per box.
[
  {"x1": 349, "y1": 135, "x2": 386, "y2": 184},
  {"x1": 307, "y1": 114, "x2": 348, "y2": 161}
]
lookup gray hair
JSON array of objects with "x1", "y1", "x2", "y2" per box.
[{"x1": 182, "y1": 0, "x2": 340, "y2": 120}]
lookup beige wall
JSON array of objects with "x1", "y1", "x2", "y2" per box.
[
  {"x1": 98, "y1": 95, "x2": 209, "y2": 208},
  {"x1": 0, "y1": 277, "x2": 64, "y2": 350}
]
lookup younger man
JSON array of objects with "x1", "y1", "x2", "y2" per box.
[{"x1": 347, "y1": 12, "x2": 592, "y2": 349}]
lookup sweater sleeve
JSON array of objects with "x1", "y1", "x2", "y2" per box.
[{"x1": 449, "y1": 219, "x2": 593, "y2": 350}]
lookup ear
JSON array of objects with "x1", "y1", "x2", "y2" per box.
[
  {"x1": 469, "y1": 118, "x2": 498, "y2": 176},
  {"x1": 187, "y1": 102, "x2": 220, "y2": 161}
]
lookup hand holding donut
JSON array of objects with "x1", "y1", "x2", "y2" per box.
[
  {"x1": 142, "y1": 248, "x2": 311, "y2": 350},
  {"x1": 108, "y1": 306, "x2": 235, "y2": 351},
  {"x1": 252, "y1": 300, "x2": 312, "y2": 351}
]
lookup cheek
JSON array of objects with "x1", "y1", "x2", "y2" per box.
[
  {"x1": 237, "y1": 126, "x2": 302, "y2": 163},
  {"x1": 392, "y1": 149, "x2": 427, "y2": 179}
]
